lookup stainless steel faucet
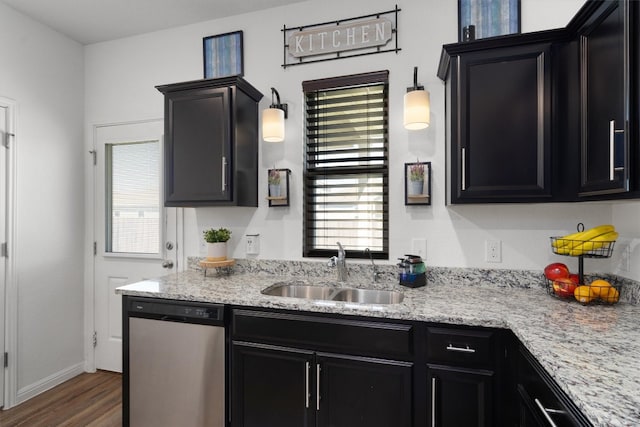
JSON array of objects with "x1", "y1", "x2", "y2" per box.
[
  {"x1": 328, "y1": 242, "x2": 348, "y2": 282},
  {"x1": 364, "y1": 248, "x2": 380, "y2": 282}
]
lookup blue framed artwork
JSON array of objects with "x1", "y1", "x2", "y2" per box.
[
  {"x1": 458, "y1": 0, "x2": 520, "y2": 41},
  {"x1": 203, "y1": 31, "x2": 244, "y2": 79}
]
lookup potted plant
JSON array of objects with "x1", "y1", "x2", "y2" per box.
[
  {"x1": 203, "y1": 227, "x2": 232, "y2": 261},
  {"x1": 409, "y1": 163, "x2": 425, "y2": 195},
  {"x1": 268, "y1": 169, "x2": 281, "y2": 197}
]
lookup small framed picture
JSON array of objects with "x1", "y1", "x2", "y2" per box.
[
  {"x1": 267, "y1": 168, "x2": 290, "y2": 207},
  {"x1": 405, "y1": 162, "x2": 431, "y2": 206},
  {"x1": 203, "y1": 30, "x2": 244, "y2": 79},
  {"x1": 458, "y1": 0, "x2": 521, "y2": 41}
]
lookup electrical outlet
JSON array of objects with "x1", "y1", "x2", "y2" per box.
[
  {"x1": 485, "y1": 239, "x2": 502, "y2": 263},
  {"x1": 246, "y1": 234, "x2": 260, "y2": 255},
  {"x1": 411, "y1": 238, "x2": 427, "y2": 259}
]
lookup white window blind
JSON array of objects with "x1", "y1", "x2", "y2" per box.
[
  {"x1": 303, "y1": 71, "x2": 389, "y2": 259},
  {"x1": 106, "y1": 140, "x2": 161, "y2": 254}
]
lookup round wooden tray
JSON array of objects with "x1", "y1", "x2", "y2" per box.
[{"x1": 199, "y1": 259, "x2": 235, "y2": 268}]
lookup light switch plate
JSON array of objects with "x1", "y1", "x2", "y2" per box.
[{"x1": 485, "y1": 239, "x2": 502, "y2": 263}]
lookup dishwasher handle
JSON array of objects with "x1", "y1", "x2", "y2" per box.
[{"x1": 160, "y1": 315, "x2": 189, "y2": 323}]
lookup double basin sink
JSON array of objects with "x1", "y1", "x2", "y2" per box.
[{"x1": 261, "y1": 282, "x2": 404, "y2": 305}]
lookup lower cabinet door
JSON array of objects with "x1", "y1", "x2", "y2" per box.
[
  {"x1": 316, "y1": 353, "x2": 413, "y2": 427},
  {"x1": 428, "y1": 364, "x2": 494, "y2": 427},
  {"x1": 232, "y1": 342, "x2": 315, "y2": 427}
]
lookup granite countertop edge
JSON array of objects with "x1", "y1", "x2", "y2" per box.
[{"x1": 116, "y1": 267, "x2": 640, "y2": 426}]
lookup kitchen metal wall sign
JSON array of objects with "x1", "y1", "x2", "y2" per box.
[{"x1": 281, "y1": 6, "x2": 401, "y2": 68}]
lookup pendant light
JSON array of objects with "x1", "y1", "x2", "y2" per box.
[
  {"x1": 403, "y1": 66, "x2": 430, "y2": 130},
  {"x1": 262, "y1": 87, "x2": 288, "y2": 142}
]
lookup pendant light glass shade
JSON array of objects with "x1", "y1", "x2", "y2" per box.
[
  {"x1": 403, "y1": 89, "x2": 430, "y2": 130},
  {"x1": 262, "y1": 107, "x2": 285, "y2": 142}
]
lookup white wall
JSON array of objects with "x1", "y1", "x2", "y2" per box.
[
  {"x1": 85, "y1": 0, "x2": 640, "y2": 281},
  {"x1": 0, "y1": 2, "x2": 85, "y2": 403}
]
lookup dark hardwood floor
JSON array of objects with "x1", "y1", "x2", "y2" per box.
[{"x1": 0, "y1": 370, "x2": 121, "y2": 426}]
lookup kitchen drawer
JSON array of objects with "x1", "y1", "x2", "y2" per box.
[
  {"x1": 426, "y1": 326, "x2": 495, "y2": 368},
  {"x1": 232, "y1": 309, "x2": 413, "y2": 360},
  {"x1": 518, "y1": 345, "x2": 591, "y2": 427}
]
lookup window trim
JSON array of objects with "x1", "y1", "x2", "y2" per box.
[{"x1": 302, "y1": 70, "x2": 389, "y2": 260}]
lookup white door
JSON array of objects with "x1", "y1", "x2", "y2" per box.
[
  {"x1": 94, "y1": 120, "x2": 178, "y2": 372},
  {"x1": 0, "y1": 104, "x2": 8, "y2": 406}
]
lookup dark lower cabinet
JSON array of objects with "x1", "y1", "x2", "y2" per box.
[
  {"x1": 231, "y1": 342, "x2": 412, "y2": 427},
  {"x1": 427, "y1": 365, "x2": 493, "y2": 427},
  {"x1": 317, "y1": 353, "x2": 412, "y2": 427},
  {"x1": 232, "y1": 342, "x2": 314, "y2": 427},
  {"x1": 517, "y1": 345, "x2": 592, "y2": 427},
  {"x1": 231, "y1": 309, "x2": 415, "y2": 427}
]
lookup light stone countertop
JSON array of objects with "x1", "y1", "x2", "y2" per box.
[{"x1": 117, "y1": 264, "x2": 640, "y2": 427}]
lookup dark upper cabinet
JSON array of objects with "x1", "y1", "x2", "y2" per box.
[
  {"x1": 578, "y1": 1, "x2": 630, "y2": 196},
  {"x1": 439, "y1": 38, "x2": 556, "y2": 203},
  {"x1": 156, "y1": 77, "x2": 263, "y2": 207},
  {"x1": 439, "y1": 0, "x2": 640, "y2": 203}
]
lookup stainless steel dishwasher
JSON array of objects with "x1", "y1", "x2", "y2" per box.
[{"x1": 124, "y1": 296, "x2": 226, "y2": 427}]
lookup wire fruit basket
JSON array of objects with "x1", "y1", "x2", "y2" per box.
[
  {"x1": 546, "y1": 223, "x2": 620, "y2": 304},
  {"x1": 549, "y1": 237, "x2": 615, "y2": 258}
]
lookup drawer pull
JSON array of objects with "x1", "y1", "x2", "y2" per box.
[
  {"x1": 534, "y1": 398, "x2": 566, "y2": 427},
  {"x1": 431, "y1": 377, "x2": 436, "y2": 427},
  {"x1": 446, "y1": 344, "x2": 476, "y2": 354},
  {"x1": 316, "y1": 364, "x2": 321, "y2": 411},
  {"x1": 304, "y1": 361, "x2": 310, "y2": 408}
]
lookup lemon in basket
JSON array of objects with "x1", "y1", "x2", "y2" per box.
[
  {"x1": 574, "y1": 286, "x2": 596, "y2": 304},
  {"x1": 589, "y1": 279, "x2": 611, "y2": 298},
  {"x1": 600, "y1": 286, "x2": 620, "y2": 304}
]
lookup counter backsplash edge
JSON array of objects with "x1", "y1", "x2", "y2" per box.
[{"x1": 186, "y1": 257, "x2": 639, "y2": 305}]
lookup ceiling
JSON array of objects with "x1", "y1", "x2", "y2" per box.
[{"x1": 0, "y1": 0, "x2": 306, "y2": 45}]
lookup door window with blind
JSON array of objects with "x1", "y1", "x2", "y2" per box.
[
  {"x1": 105, "y1": 140, "x2": 161, "y2": 255},
  {"x1": 303, "y1": 71, "x2": 389, "y2": 259}
]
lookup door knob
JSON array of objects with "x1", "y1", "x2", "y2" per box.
[{"x1": 162, "y1": 260, "x2": 174, "y2": 269}]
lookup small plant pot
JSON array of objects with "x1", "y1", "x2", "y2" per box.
[
  {"x1": 206, "y1": 242, "x2": 227, "y2": 261},
  {"x1": 269, "y1": 184, "x2": 281, "y2": 198},
  {"x1": 409, "y1": 180, "x2": 424, "y2": 196}
]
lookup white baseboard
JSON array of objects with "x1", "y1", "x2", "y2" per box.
[{"x1": 15, "y1": 362, "x2": 86, "y2": 406}]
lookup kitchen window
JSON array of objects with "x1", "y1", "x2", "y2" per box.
[
  {"x1": 105, "y1": 140, "x2": 161, "y2": 254},
  {"x1": 303, "y1": 71, "x2": 389, "y2": 259}
]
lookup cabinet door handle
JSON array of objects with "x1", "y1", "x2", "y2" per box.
[
  {"x1": 446, "y1": 344, "x2": 476, "y2": 353},
  {"x1": 431, "y1": 377, "x2": 436, "y2": 427},
  {"x1": 609, "y1": 120, "x2": 624, "y2": 180},
  {"x1": 609, "y1": 120, "x2": 615, "y2": 180},
  {"x1": 305, "y1": 361, "x2": 310, "y2": 408},
  {"x1": 221, "y1": 156, "x2": 228, "y2": 191},
  {"x1": 461, "y1": 147, "x2": 467, "y2": 191},
  {"x1": 316, "y1": 364, "x2": 321, "y2": 411},
  {"x1": 534, "y1": 398, "x2": 566, "y2": 427}
]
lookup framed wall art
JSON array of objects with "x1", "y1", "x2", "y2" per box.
[
  {"x1": 405, "y1": 162, "x2": 431, "y2": 206},
  {"x1": 267, "y1": 168, "x2": 290, "y2": 207},
  {"x1": 458, "y1": 0, "x2": 521, "y2": 42},
  {"x1": 203, "y1": 30, "x2": 244, "y2": 78}
]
